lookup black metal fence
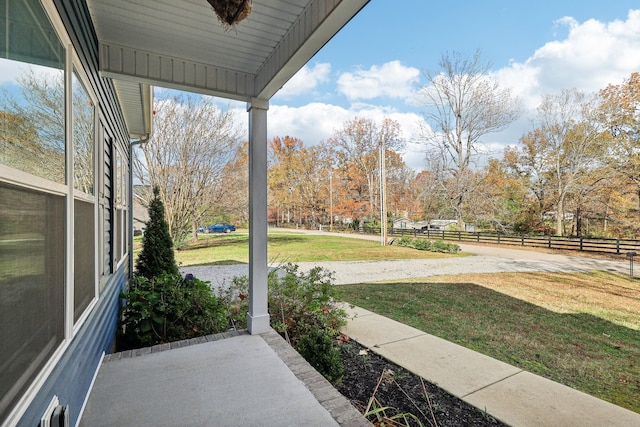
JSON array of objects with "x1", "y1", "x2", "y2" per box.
[{"x1": 364, "y1": 228, "x2": 640, "y2": 256}]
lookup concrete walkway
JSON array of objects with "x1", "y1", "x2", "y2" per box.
[{"x1": 341, "y1": 305, "x2": 640, "y2": 427}]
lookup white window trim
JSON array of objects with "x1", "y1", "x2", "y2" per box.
[
  {"x1": 0, "y1": 165, "x2": 67, "y2": 196},
  {"x1": 70, "y1": 62, "x2": 99, "y2": 332}
]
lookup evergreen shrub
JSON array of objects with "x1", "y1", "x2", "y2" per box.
[
  {"x1": 297, "y1": 327, "x2": 344, "y2": 384},
  {"x1": 135, "y1": 186, "x2": 179, "y2": 279}
]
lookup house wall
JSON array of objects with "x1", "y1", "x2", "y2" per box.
[
  {"x1": 0, "y1": 0, "x2": 132, "y2": 425},
  {"x1": 16, "y1": 267, "x2": 127, "y2": 427}
]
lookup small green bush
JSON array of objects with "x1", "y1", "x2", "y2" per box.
[
  {"x1": 395, "y1": 236, "x2": 460, "y2": 254},
  {"x1": 412, "y1": 238, "x2": 433, "y2": 251},
  {"x1": 217, "y1": 263, "x2": 347, "y2": 383},
  {"x1": 397, "y1": 236, "x2": 413, "y2": 247},
  {"x1": 431, "y1": 239, "x2": 461, "y2": 253},
  {"x1": 297, "y1": 327, "x2": 344, "y2": 384},
  {"x1": 269, "y1": 263, "x2": 347, "y2": 346},
  {"x1": 119, "y1": 273, "x2": 227, "y2": 350},
  {"x1": 216, "y1": 276, "x2": 250, "y2": 331},
  {"x1": 226, "y1": 263, "x2": 347, "y2": 347}
]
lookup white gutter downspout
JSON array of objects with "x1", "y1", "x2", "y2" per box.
[{"x1": 128, "y1": 134, "x2": 150, "y2": 278}]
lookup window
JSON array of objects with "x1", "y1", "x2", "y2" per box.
[
  {"x1": 72, "y1": 69, "x2": 96, "y2": 322},
  {"x1": 73, "y1": 70, "x2": 95, "y2": 195},
  {"x1": 0, "y1": 0, "x2": 65, "y2": 183},
  {"x1": 114, "y1": 146, "x2": 129, "y2": 264}
]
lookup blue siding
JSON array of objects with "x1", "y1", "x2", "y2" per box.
[{"x1": 17, "y1": 264, "x2": 127, "y2": 426}]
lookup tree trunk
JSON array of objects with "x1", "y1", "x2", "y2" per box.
[{"x1": 556, "y1": 196, "x2": 564, "y2": 236}]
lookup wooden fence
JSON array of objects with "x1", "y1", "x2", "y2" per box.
[{"x1": 387, "y1": 228, "x2": 640, "y2": 256}]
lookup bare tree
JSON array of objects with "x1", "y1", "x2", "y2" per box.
[
  {"x1": 134, "y1": 95, "x2": 242, "y2": 245},
  {"x1": 218, "y1": 141, "x2": 249, "y2": 224},
  {"x1": 418, "y1": 50, "x2": 520, "y2": 227},
  {"x1": 535, "y1": 89, "x2": 604, "y2": 235},
  {"x1": 0, "y1": 69, "x2": 66, "y2": 183}
]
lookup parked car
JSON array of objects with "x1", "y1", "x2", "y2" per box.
[{"x1": 206, "y1": 223, "x2": 236, "y2": 233}]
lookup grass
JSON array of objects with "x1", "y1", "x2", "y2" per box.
[
  {"x1": 136, "y1": 230, "x2": 640, "y2": 412},
  {"x1": 170, "y1": 230, "x2": 459, "y2": 266},
  {"x1": 337, "y1": 271, "x2": 640, "y2": 413}
]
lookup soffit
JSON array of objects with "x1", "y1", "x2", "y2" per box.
[{"x1": 86, "y1": 0, "x2": 369, "y2": 102}]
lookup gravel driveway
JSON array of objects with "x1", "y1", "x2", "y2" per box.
[{"x1": 182, "y1": 232, "x2": 630, "y2": 286}]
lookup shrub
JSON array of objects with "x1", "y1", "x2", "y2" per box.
[
  {"x1": 225, "y1": 263, "x2": 347, "y2": 346},
  {"x1": 397, "y1": 236, "x2": 413, "y2": 247},
  {"x1": 431, "y1": 240, "x2": 461, "y2": 253},
  {"x1": 218, "y1": 263, "x2": 347, "y2": 383},
  {"x1": 297, "y1": 327, "x2": 344, "y2": 384},
  {"x1": 395, "y1": 236, "x2": 460, "y2": 254},
  {"x1": 412, "y1": 239, "x2": 433, "y2": 251},
  {"x1": 119, "y1": 273, "x2": 227, "y2": 350},
  {"x1": 269, "y1": 263, "x2": 347, "y2": 346},
  {"x1": 215, "y1": 275, "x2": 250, "y2": 331},
  {"x1": 135, "y1": 186, "x2": 179, "y2": 280}
]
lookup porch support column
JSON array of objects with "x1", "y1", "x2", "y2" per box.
[{"x1": 246, "y1": 97, "x2": 270, "y2": 334}]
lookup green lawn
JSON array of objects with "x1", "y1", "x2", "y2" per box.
[
  {"x1": 337, "y1": 271, "x2": 640, "y2": 413},
  {"x1": 172, "y1": 230, "x2": 458, "y2": 266}
]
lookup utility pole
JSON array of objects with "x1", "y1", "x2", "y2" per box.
[
  {"x1": 379, "y1": 141, "x2": 387, "y2": 246},
  {"x1": 329, "y1": 174, "x2": 333, "y2": 232}
]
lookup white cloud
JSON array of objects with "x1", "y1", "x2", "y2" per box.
[
  {"x1": 337, "y1": 60, "x2": 420, "y2": 102},
  {"x1": 274, "y1": 63, "x2": 331, "y2": 99},
  {"x1": 493, "y1": 10, "x2": 640, "y2": 112},
  {"x1": 267, "y1": 101, "x2": 429, "y2": 170},
  {"x1": 268, "y1": 102, "x2": 346, "y2": 144}
]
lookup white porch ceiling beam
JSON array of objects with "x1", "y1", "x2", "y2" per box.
[{"x1": 99, "y1": 42, "x2": 256, "y2": 101}]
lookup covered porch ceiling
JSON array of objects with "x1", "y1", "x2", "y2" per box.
[{"x1": 85, "y1": 0, "x2": 370, "y2": 137}]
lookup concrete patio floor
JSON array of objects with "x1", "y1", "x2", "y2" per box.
[{"x1": 80, "y1": 330, "x2": 369, "y2": 427}]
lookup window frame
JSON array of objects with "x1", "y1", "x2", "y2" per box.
[{"x1": 70, "y1": 62, "x2": 99, "y2": 331}]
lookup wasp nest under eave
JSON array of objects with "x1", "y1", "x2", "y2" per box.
[{"x1": 207, "y1": 0, "x2": 252, "y2": 29}]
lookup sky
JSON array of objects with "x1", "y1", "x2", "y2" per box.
[
  {"x1": 2, "y1": 1, "x2": 638, "y2": 172},
  {"x1": 227, "y1": 0, "x2": 640, "y2": 171}
]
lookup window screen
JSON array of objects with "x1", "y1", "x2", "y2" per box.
[
  {"x1": 0, "y1": 182, "x2": 65, "y2": 421},
  {"x1": 74, "y1": 198, "x2": 95, "y2": 321}
]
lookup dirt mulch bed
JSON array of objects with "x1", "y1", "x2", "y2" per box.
[{"x1": 337, "y1": 338, "x2": 506, "y2": 426}]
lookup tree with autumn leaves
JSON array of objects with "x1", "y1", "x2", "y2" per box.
[
  {"x1": 494, "y1": 74, "x2": 640, "y2": 237},
  {"x1": 266, "y1": 117, "x2": 419, "y2": 229},
  {"x1": 268, "y1": 136, "x2": 332, "y2": 227},
  {"x1": 129, "y1": 67, "x2": 640, "y2": 239}
]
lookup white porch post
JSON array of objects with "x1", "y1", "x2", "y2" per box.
[{"x1": 246, "y1": 97, "x2": 270, "y2": 334}]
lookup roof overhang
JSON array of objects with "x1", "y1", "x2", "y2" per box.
[
  {"x1": 85, "y1": 0, "x2": 370, "y2": 137},
  {"x1": 112, "y1": 80, "x2": 153, "y2": 139}
]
